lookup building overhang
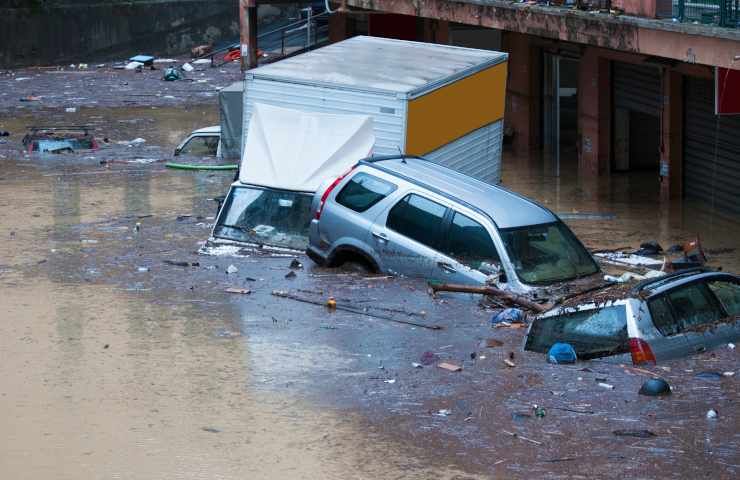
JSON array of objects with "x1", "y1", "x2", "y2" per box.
[{"x1": 346, "y1": 0, "x2": 740, "y2": 69}]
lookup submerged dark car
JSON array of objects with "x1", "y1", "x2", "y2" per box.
[{"x1": 23, "y1": 126, "x2": 98, "y2": 153}]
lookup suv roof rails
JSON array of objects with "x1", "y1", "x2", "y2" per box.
[
  {"x1": 632, "y1": 267, "x2": 712, "y2": 294},
  {"x1": 358, "y1": 155, "x2": 498, "y2": 226},
  {"x1": 360, "y1": 154, "x2": 426, "y2": 164}
]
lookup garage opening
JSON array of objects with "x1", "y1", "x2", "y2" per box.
[
  {"x1": 612, "y1": 62, "x2": 662, "y2": 172},
  {"x1": 684, "y1": 76, "x2": 740, "y2": 217}
]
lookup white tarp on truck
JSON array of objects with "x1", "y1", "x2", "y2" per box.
[{"x1": 239, "y1": 103, "x2": 375, "y2": 192}]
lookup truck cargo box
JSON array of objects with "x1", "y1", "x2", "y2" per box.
[{"x1": 243, "y1": 35, "x2": 508, "y2": 184}]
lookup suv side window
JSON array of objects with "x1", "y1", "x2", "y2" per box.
[
  {"x1": 707, "y1": 280, "x2": 740, "y2": 316},
  {"x1": 666, "y1": 283, "x2": 722, "y2": 331},
  {"x1": 649, "y1": 282, "x2": 725, "y2": 336},
  {"x1": 335, "y1": 173, "x2": 395, "y2": 213},
  {"x1": 443, "y1": 211, "x2": 500, "y2": 268},
  {"x1": 386, "y1": 194, "x2": 447, "y2": 250},
  {"x1": 648, "y1": 296, "x2": 679, "y2": 336}
]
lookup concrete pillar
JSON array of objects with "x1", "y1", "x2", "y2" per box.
[
  {"x1": 660, "y1": 70, "x2": 683, "y2": 200},
  {"x1": 502, "y1": 32, "x2": 541, "y2": 154},
  {"x1": 577, "y1": 47, "x2": 610, "y2": 176},
  {"x1": 239, "y1": 0, "x2": 258, "y2": 71},
  {"x1": 421, "y1": 18, "x2": 449, "y2": 44},
  {"x1": 329, "y1": 11, "x2": 348, "y2": 43}
]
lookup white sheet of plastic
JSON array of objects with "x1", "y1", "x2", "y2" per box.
[{"x1": 239, "y1": 103, "x2": 375, "y2": 192}]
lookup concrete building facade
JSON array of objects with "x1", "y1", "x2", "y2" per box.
[{"x1": 326, "y1": 0, "x2": 740, "y2": 217}]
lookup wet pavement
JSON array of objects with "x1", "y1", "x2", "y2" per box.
[{"x1": 1, "y1": 68, "x2": 738, "y2": 479}]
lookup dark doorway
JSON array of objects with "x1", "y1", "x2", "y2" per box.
[
  {"x1": 628, "y1": 111, "x2": 660, "y2": 170},
  {"x1": 543, "y1": 53, "x2": 579, "y2": 176}
]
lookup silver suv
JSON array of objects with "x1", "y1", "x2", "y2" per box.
[{"x1": 306, "y1": 155, "x2": 599, "y2": 293}]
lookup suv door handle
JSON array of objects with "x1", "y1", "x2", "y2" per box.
[
  {"x1": 437, "y1": 262, "x2": 456, "y2": 273},
  {"x1": 372, "y1": 231, "x2": 388, "y2": 241},
  {"x1": 695, "y1": 345, "x2": 706, "y2": 353}
]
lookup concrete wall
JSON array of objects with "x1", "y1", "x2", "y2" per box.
[
  {"x1": 0, "y1": 0, "x2": 240, "y2": 67},
  {"x1": 347, "y1": 0, "x2": 740, "y2": 69}
]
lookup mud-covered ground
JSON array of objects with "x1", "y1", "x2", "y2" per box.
[{"x1": 0, "y1": 67, "x2": 738, "y2": 479}]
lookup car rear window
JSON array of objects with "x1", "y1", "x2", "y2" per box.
[
  {"x1": 524, "y1": 305, "x2": 629, "y2": 359},
  {"x1": 335, "y1": 173, "x2": 395, "y2": 213},
  {"x1": 387, "y1": 194, "x2": 446, "y2": 250},
  {"x1": 214, "y1": 186, "x2": 313, "y2": 250}
]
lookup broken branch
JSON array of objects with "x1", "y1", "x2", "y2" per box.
[
  {"x1": 430, "y1": 283, "x2": 551, "y2": 313},
  {"x1": 271, "y1": 290, "x2": 442, "y2": 330}
]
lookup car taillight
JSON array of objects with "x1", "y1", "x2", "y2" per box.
[
  {"x1": 315, "y1": 166, "x2": 355, "y2": 220},
  {"x1": 629, "y1": 338, "x2": 656, "y2": 365}
]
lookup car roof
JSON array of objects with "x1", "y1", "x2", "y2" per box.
[
  {"x1": 363, "y1": 156, "x2": 557, "y2": 229},
  {"x1": 638, "y1": 270, "x2": 739, "y2": 296},
  {"x1": 192, "y1": 126, "x2": 220, "y2": 135}
]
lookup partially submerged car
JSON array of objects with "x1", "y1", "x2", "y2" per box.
[
  {"x1": 174, "y1": 126, "x2": 221, "y2": 157},
  {"x1": 307, "y1": 155, "x2": 600, "y2": 294},
  {"x1": 525, "y1": 269, "x2": 740, "y2": 364},
  {"x1": 207, "y1": 103, "x2": 375, "y2": 252},
  {"x1": 23, "y1": 126, "x2": 98, "y2": 153}
]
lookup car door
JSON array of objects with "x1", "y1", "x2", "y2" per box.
[
  {"x1": 644, "y1": 295, "x2": 693, "y2": 361},
  {"x1": 683, "y1": 278, "x2": 740, "y2": 352},
  {"x1": 428, "y1": 209, "x2": 501, "y2": 285},
  {"x1": 371, "y1": 192, "x2": 448, "y2": 279},
  {"x1": 647, "y1": 281, "x2": 727, "y2": 358},
  {"x1": 320, "y1": 171, "x2": 398, "y2": 257}
]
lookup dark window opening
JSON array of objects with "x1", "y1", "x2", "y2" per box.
[
  {"x1": 442, "y1": 212, "x2": 500, "y2": 269},
  {"x1": 386, "y1": 194, "x2": 446, "y2": 250},
  {"x1": 335, "y1": 173, "x2": 395, "y2": 213}
]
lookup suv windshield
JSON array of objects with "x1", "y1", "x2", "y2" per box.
[
  {"x1": 500, "y1": 222, "x2": 598, "y2": 284},
  {"x1": 214, "y1": 186, "x2": 313, "y2": 250}
]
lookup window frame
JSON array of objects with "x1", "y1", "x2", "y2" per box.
[
  {"x1": 384, "y1": 192, "x2": 504, "y2": 271},
  {"x1": 438, "y1": 209, "x2": 502, "y2": 269},
  {"x1": 706, "y1": 278, "x2": 740, "y2": 317},
  {"x1": 334, "y1": 172, "x2": 397, "y2": 214},
  {"x1": 647, "y1": 279, "x2": 729, "y2": 336},
  {"x1": 385, "y1": 192, "x2": 449, "y2": 251},
  {"x1": 179, "y1": 134, "x2": 220, "y2": 156}
]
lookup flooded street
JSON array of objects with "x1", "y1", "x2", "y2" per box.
[{"x1": 1, "y1": 66, "x2": 738, "y2": 479}]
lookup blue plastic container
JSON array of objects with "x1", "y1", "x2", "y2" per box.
[{"x1": 547, "y1": 343, "x2": 577, "y2": 364}]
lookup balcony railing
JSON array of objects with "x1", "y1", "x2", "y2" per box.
[{"x1": 674, "y1": 0, "x2": 739, "y2": 27}]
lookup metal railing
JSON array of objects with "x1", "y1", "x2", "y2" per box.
[
  {"x1": 192, "y1": 10, "x2": 331, "y2": 67},
  {"x1": 674, "y1": 0, "x2": 739, "y2": 27}
]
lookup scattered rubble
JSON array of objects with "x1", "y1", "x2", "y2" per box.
[{"x1": 437, "y1": 362, "x2": 462, "y2": 372}]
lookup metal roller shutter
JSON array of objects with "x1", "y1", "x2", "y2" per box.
[
  {"x1": 614, "y1": 62, "x2": 662, "y2": 116},
  {"x1": 684, "y1": 77, "x2": 740, "y2": 216}
]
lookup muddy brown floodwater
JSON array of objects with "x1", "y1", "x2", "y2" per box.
[{"x1": 0, "y1": 70, "x2": 738, "y2": 479}]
